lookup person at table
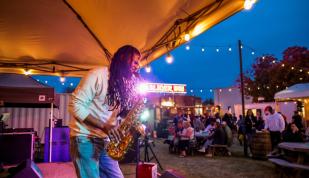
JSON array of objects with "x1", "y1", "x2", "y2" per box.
[
  {"x1": 204, "y1": 119, "x2": 216, "y2": 134},
  {"x1": 174, "y1": 111, "x2": 184, "y2": 127},
  {"x1": 282, "y1": 123, "x2": 304, "y2": 142},
  {"x1": 178, "y1": 121, "x2": 194, "y2": 157},
  {"x1": 205, "y1": 121, "x2": 227, "y2": 157},
  {"x1": 222, "y1": 121, "x2": 233, "y2": 147},
  {"x1": 174, "y1": 120, "x2": 184, "y2": 151},
  {"x1": 193, "y1": 115, "x2": 205, "y2": 132},
  {"x1": 292, "y1": 111, "x2": 303, "y2": 131},
  {"x1": 255, "y1": 110, "x2": 265, "y2": 131},
  {"x1": 263, "y1": 106, "x2": 285, "y2": 152},
  {"x1": 245, "y1": 109, "x2": 257, "y2": 154},
  {"x1": 237, "y1": 115, "x2": 245, "y2": 146}
]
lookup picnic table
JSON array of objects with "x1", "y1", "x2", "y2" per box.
[{"x1": 278, "y1": 142, "x2": 309, "y2": 164}]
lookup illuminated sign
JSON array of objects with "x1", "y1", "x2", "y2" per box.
[{"x1": 142, "y1": 83, "x2": 186, "y2": 94}]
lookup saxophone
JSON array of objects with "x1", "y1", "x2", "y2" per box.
[{"x1": 106, "y1": 98, "x2": 144, "y2": 160}]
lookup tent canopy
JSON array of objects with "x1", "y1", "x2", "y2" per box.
[
  {"x1": 274, "y1": 83, "x2": 309, "y2": 100},
  {"x1": 0, "y1": 0, "x2": 246, "y2": 76},
  {"x1": 0, "y1": 73, "x2": 57, "y2": 107}
]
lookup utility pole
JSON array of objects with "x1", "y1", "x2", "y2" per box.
[{"x1": 238, "y1": 40, "x2": 247, "y2": 156}]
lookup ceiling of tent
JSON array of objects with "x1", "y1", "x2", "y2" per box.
[{"x1": 0, "y1": 0, "x2": 246, "y2": 76}]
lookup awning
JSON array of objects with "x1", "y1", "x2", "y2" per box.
[
  {"x1": 0, "y1": 0, "x2": 247, "y2": 76},
  {"x1": 274, "y1": 83, "x2": 309, "y2": 100}
]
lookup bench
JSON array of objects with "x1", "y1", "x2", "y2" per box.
[
  {"x1": 268, "y1": 158, "x2": 309, "y2": 178},
  {"x1": 209, "y1": 144, "x2": 231, "y2": 157}
]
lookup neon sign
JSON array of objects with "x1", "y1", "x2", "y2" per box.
[{"x1": 141, "y1": 83, "x2": 187, "y2": 94}]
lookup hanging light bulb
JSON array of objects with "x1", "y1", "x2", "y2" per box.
[
  {"x1": 299, "y1": 69, "x2": 303, "y2": 72},
  {"x1": 190, "y1": 89, "x2": 193, "y2": 93},
  {"x1": 184, "y1": 33, "x2": 190, "y2": 41},
  {"x1": 145, "y1": 65, "x2": 151, "y2": 73},
  {"x1": 201, "y1": 48, "x2": 205, "y2": 52},
  {"x1": 200, "y1": 89, "x2": 203, "y2": 93},
  {"x1": 185, "y1": 45, "x2": 190, "y2": 50},
  {"x1": 291, "y1": 66, "x2": 294, "y2": 70},
  {"x1": 244, "y1": 0, "x2": 256, "y2": 10},
  {"x1": 166, "y1": 53, "x2": 173, "y2": 64},
  {"x1": 209, "y1": 89, "x2": 213, "y2": 92},
  {"x1": 240, "y1": 45, "x2": 243, "y2": 49},
  {"x1": 216, "y1": 48, "x2": 219, "y2": 52},
  {"x1": 262, "y1": 56, "x2": 265, "y2": 60},
  {"x1": 281, "y1": 64, "x2": 285, "y2": 67},
  {"x1": 228, "y1": 47, "x2": 232, "y2": 52},
  {"x1": 251, "y1": 51, "x2": 255, "y2": 55},
  {"x1": 70, "y1": 83, "x2": 74, "y2": 86},
  {"x1": 60, "y1": 76, "x2": 66, "y2": 83},
  {"x1": 272, "y1": 60, "x2": 276, "y2": 64},
  {"x1": 24, "y1": 69, "x2": 31, "y2": 75}
]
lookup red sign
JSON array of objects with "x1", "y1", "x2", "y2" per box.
[{"x1": 144, "y1": 83, "x2": 186, "y2": 94}]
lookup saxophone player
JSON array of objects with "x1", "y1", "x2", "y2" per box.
[{"x1": 69, "y1": 45, "x2": 141, "y2": 178}]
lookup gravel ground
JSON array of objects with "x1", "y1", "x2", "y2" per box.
[{"x1": 121, "y1": 138, "x2": 279, "y2": 178}]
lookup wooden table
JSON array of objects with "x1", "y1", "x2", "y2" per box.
[{"x1": 278, "y1": 142, "x2": 309, "y2": 164}]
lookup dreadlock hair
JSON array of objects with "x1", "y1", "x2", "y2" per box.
[{"x1": 106, "y1": 45, "x2": 141, "y2": 116}]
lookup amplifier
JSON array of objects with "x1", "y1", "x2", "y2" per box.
[{"x1": 0, "y1": 132, "x2": 34, "y2": 165}]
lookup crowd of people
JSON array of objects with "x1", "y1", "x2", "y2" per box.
[{"x1": 166, "y1": 106, "x2": 307, "y2": 158}]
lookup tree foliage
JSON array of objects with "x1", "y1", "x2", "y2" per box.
[{"x1": 239, "y1": 46, "x2": 309, "y2": 102}]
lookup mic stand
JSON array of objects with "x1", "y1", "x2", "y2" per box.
[{"x1": 140, "y1": 135, "x2": 163, "y2": 170}]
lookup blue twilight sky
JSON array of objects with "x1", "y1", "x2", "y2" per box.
[{"x1": 33, "y1": 0, "x2": 309, "y2": 100}]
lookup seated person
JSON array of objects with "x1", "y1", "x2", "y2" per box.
[
  {"x1": 198, "y1": 121, "x2": 226, "y2": 154},
  {"x1": 178, "y1": 121, "x2": 194, "y2": 157},
  {"x1": 204, "y1": 119, "x2": 216, "y2": 134},
  {"x1": 222, "y1": 121, "x2": 233, "y2": 147},
  {"x1": 282, "y1": 123, "x2": 303, "y2": 142}
]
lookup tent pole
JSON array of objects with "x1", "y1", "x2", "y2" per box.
[{"x1": 49, "y1": 103, "x2": 54, "y2": 162}]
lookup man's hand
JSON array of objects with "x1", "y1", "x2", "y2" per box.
[{"x1": 102, "y1": 122, "x2": 123, "y2": 143}]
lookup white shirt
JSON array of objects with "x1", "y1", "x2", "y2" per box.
[
  {"x1": 264, "y1": 112, "x2": 285, "y2": 132},
  {"x1": 68, "y1": 67, "x2": 119, "y2": 138}
]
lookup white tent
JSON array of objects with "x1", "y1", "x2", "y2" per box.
[
  {"x1": 274, "y1": 83, "x2": 309, "y2": 100},
  {"x1": 0, "y1": 0, "x2": 247, "y2": 76}
]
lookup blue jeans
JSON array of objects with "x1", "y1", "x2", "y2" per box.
[{"x1": 70, "y1": 136, "x2": 124, "y2": 178}]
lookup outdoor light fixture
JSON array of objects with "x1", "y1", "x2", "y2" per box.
[
  {"x1": 201, "y1": 48, "x2": 205, "y2": 52},
  {"x1": 251, "y1": 51, "x2": 255, "y2": 55},
  {"x1": 262, "y1": 56, "x2": 265, "y2": 59},
  {"x1": 184, "y1": 33, "x2": 190, "y2": 41},
  {"x1": 45, "y1": 81, "x2": 48, "y2": 84},
  {"x1": 145, "y1": 65, "x2": 151, "y2": 73},
  {"x1": 166, "y1": 53, "x2": 173, "y2": 64},
  {"x1": 60, "y1": 76, "x2": 66, "y2": 83},
  {"x1": 244, "y1": 0, "x2": 256, "y2": 10},
  {"x1": 185, "y1": 45, "x2": 190, "y2": 50},
  {"x1": 24, "y1": 69, "x2": 31, "y2": 75},
  {"x1": 70, "y1": 83, "x2": 73, "y2": 86},
  {"x1": 228, "y1": 47, "x2": 232, "y2": 52},
  {"x1": 216, "y1": 48, "x2": 219, "y2": 52}
]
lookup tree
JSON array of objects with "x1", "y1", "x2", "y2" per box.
[{"x1": 239, "y1": 46, "x2": 309, "y2": 102}]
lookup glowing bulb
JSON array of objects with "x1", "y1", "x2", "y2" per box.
[
  {"x1": 244, "y1": 0, "x2": 256, "y2": 10},
  {"x1": 299, "y1": 69, "x2": 303, "y2": 72},
  {"x1": 70, "y1": 83, "x2": 73, "y2": 86},
  {"x1": 60, "y1": 76, "x2": 66, "y2": 83},
  {"x1": 216, "y1": 48, "x2": 219, "y2": 52},
  {"x1": 228, "y1": 88, "x2": 232, "y2": 92},
  {"x1": 241, "y1": 45, "x2": 243, "y2": 49},
  {"x1": 45, "y1": 81, "x2": 48, "y2": 84},
  {"x1": 281, "y1": 64, "x2": 285, "y2": 67},
  {"x1": 201, "y1": 48, "x2": 205, "y2": 52},
  {"x1": 185, "y1": 45, "x2": 190, "y2": 50},
  {"x1": 190, "y1": 90, "x2": 193, "y2": 93},
  {"x1": 24, "y1": 69, "x2": 31, "y2": 75},
  {"x1": 166, "y1": 53, "x2": 173, "y2": 64},
  {"x1": 272, "y1": 60, "x2": 276, "y2": 64},
  {"x1": 262, "y1": 56, "x2": 265, "y2": 60},
  {"x1": 291, "y1": 67, "x2": 294, "y2": 70},
  {"x1": 37, "y1": 79, "x2": 40, "y2": 82},
  {"x1": 251, "y1": 51, "x2": 255, "y2": 55},
  {"x1": 228, "y1": 47, "x2": 232, "y2": 52},
  {"x1": 137, "y1": 83, "x2": 148, "y2": 94},
  {"x1": 200, "y1": 89, "x2": 203, "y2": 93},
  {"x1": 209, "y1": 89, "x2": 213, "y2": 92},
  {"x1": 62, "y1": 83, "x2": 65, "y2": 86},
  {"x1": 145, "y1": 66, "x2": 151, "y2": 73},
  {"x1": 184, "y1": 33, "x2": 190, "y2": 41},
  {"x1": 219, "y1": 89, "x2": 222, "y2": 92}
]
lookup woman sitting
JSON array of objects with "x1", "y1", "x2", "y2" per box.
[
  {"x1": 282, "y1": 123, "x2": 303, "y2": 142},
  {"x1": 178, "y1": 121, "x2": 194, "y2": 157}
]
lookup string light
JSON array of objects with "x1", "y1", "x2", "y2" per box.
[
  {"x1": 299, "y1": 69, "x2": 303, "y2": 72},
  {"x1": 262, "y1": 56, "x2": 265, "y2": 60},
  {"x1": 251, "y1": 51, "x2": 255, "y2": 55},
  {"x1": 184, "y1": 33, "x2": 190, "y2": 42},
  {"x1": 60, "y1": 76, "x2": 66, "y2": 83},
  {"x1": 200, "y1": 89, "x2": 203, "y2": 92},
  {"x1": 244, "y1": 0, "x2": 256, "y2": 10},
  {"x1": 145, "y1": 65, "x2": 151, "y2": 73},
  {"x1": 209, "y1": 89, "x2": 213, "y2": 92},
  {"x1": 70, "y1": 83, "x2": 74, "y2": 86},
  {"x1": 291, "y1": 67, "x2": 294, "y2": 70},
  {"x1": 185, "y1": 45, "x2": 190, "y2": 50},
  {"x1": 216, "y1": 48, "x2": 219, "y2": 52},
  {"x1": 190, "y1": 89, "x2": 193, "y2": 93},
  {"x1": 228, "y1": 88, "x2": 232, "y2": 92},
  {"x1": 166, "y1": 53, "x2": 174, "y2": 64},
  {"x1": 201, "y1": 48, "x2": 205, "y2": 52},
  {"x1": 281, "y1": 64, "x2": 285, "y2": 67},
  {"x1": 24, "y1": 69, "x2": 31, "y2": 75},
  {"x1": 272, "y1": 60, "x2": 276, "y2": 64},
  {"x1": 45, "y1": 81, "x2": 48, "y2": 84},
  {"x1": 62, "y1": 83, "x2": 65, "y2": 86},
  {"x1": 228, "y1": 47, "x2": 232, "y2": 52}
]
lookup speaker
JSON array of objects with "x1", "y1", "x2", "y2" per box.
[
  {"x1": 8, "y1": 159, "x2": 43, "y2": 178},
  {"x1": 160, "y1": 170, "x2": 184, "y2": 178},
  {"x1": 0, "y1": 132, "x2": 34, "y2": 164}
]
